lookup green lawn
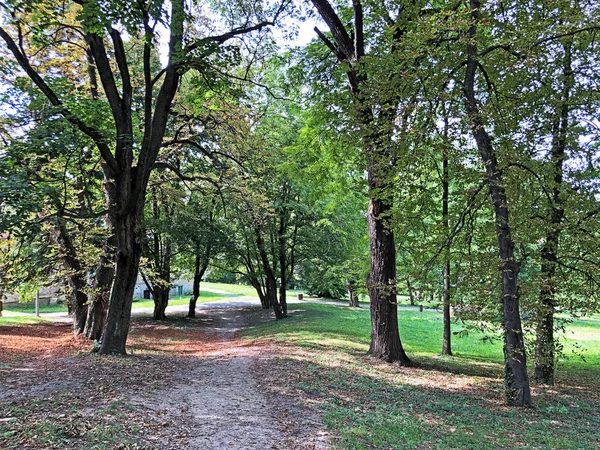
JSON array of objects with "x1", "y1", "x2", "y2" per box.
[
  {"x1": 2, "y1": 302, "x2": 67, "y2": 314},
  {"x1": 1, "y1": 288, "x2": 236, "y2": 315},
  {"x1": 201, "y1": 281, "x2": 259, "y2": 296},
  {"x1": 0, "y1": 312, "x2": 49, "y2": 325},
  {"x1": 131, "y1": 290, "x2": 233, "y2": 309},
  {"x1": 242, "y1": 303, "x2": 600, "y2": 449}
]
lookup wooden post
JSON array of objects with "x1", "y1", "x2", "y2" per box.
[{"x1": 35, "y1": 290, "x2": 40, "y2": 317}]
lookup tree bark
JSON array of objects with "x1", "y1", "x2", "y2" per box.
[
  {"x1": 534, "y1": 39, "x2": 572, "y2": 386},
  {"x1": 99, "y1": 204, "x2": 144, "y2": 354},
  {"x1": 153, "y1": 287, "x2": 169, "y2": 320},
  {"x1": 442, "y1": 260, "x2": 452, "y2": 356},
  {"x1": 256, "y1": 228, "x2": 283, "y2": 319},
  {"x1": 367, "y1": 195, "x2": 410, "y2": 364},
  {"x1": 84, "y1": 249, "x2": 114, "y2": 340},
  {"x1": 188, "y1": 243, "x2": 210, "y2": 318},
  {"x1": 85, "y1": 178, "x2": 116, "y2": 340},
  {"x1": 463, "y1": 0, "x2": 530, "y2": 406}
]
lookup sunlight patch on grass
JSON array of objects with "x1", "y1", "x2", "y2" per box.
[
  {"x1": 0, "y1": 312, "x2": 49, "y2": 325},
  {"x1": 244, "y1": 302, "x2": 600, "y2": 449}
]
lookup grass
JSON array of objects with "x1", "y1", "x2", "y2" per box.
[
  {"x1": 201, "y1": 281, "x2": 259, "y2": 296},
  {"x1": 131, "y1": 290, "x2": 231, "y2": 309},
  {"x1": 2, "y1": 302, "x2": 67, "y2": 314},
  {"x1": 0, "y1": 312, "x2": 49, "y2": 325},
  {"x1": 242, "y1": 303, "x2": 600, "y2": 449},
  {"x1": 0, "y1": 288, "x2": 235, "y2": 324}
]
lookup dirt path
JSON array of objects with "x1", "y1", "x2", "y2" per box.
[{"x1": 139, "y1": 306, "x2": 330, "y2": 450}]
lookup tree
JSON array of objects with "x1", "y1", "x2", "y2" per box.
[
  {"x1": 141, "y1": 177, "x2": 179, "y2": 320},
  {"x1": 308, "y1": 0, "x2": 410, "y2": 364},
  {"x1": 460, "y1": 0, "x2": 531, "y2": 406},
  {"x1": 0, "y1": 0, "x2": 283, "y2": 353}
]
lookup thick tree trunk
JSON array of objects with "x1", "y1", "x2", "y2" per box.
[
  {"x1": 463, "y1": 0, "x2": 530, "y2": 406},
  {"x1": 85, "y1": 177, "x2": 116, "y2": 340},
  {"x1": 367, "y1": 195, "x2": 410, "y2": 364},
  {"x1": 84, "y1": 254, "x2": 114, "y2": 341},
  {"x1": 98, "y1": 206, "x2": 144, "y2": 355},
  {"x1": 153, "y1": 287, "x2": 169, "y2": 320},
  {"x1": 310, "y1": 0, "x2": 409, "y2": 364}
]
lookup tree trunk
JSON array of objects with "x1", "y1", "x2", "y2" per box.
[
  {"x1": 188, "y1": 252, "x2": 201, "y2": 318},
  {"x1": 188, "y1": 244, "x2": 210, "y2": 318},
  {"x1": 98, "y1": 206, "x2": 144, "y2": 355},
  {"x1": 84, "y1": 251, "x2": 114, "y2": 341},
  {"x1": 153, "y1": 287, "x2": 169, "y2": 320},
  {"x1": 406, "y1": 278, "x2": 415, "y2": 306},
  {"x1": 85, "y1": 190, "x2": 116, "y2": 341},
  {"x1": 50, "y1": 219, "x2": 88, "y2": 337},
  {"x1": 534, "y1": 39, "x2": 571, "y2": 386},
  {"x1": 256, "y1": 229, "x2": 283, "y2": 319},
  {"x1": 278, "y1": 228, "x2": 288, "y2": 317},
  {"x1": 367, "y1": 195, "x2": 410, "y2": 364},
  {"x1": 534, "y1": 271, "x2": 555, "y2": 385},
  {"x1": 279, "y1": 270, "x2": 288, "y2": 316},
  {"x1": 309, "y1": 0, "x2": 409, "y2": 364},
  {"x1": 347, "y1": 281, "x2": 359, "y2": 307},
  {"x1": 463, "y1": 0, "x2": 530, "y2": 406},
  {"x1": 442, "y1": 260, "x2": 452, "y2": 356},
  {"x1": 442, "y1": 141, "x2": 452, "y2": 356}
]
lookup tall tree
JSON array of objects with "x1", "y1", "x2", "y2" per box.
[
  {"x1": 0, "y1": 0, "x2": 282, "y2": 353},
  {"x1": 462, "y1": 0, "x2": 531, "y2": 406},
  {"x1": 308, "y1": 0, "x2": 410, "y2": 364}
]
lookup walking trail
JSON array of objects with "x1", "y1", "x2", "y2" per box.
[{"x1": 137, "y1": 305, "x2": 331, "y2": 449}]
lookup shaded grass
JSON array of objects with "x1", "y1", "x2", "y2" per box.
[{"x1": 243, "y1": 303, "x2": 600, "y2": 449}]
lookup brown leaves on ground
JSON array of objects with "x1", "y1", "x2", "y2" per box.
[
  {"x1": 0, "y1": 308, "x2": 324, "y2": 450},
  {"x1": 0, "y1": 317, "x2": 235, "y2": 450},
  {"x1": 0, "y1": 323, "x2": 90, "y2": 364}
]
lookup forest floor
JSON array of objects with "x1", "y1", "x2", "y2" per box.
[
  {"x1": 2, "y1": 296, "x2": 599, "y2": 449},
  {"x1": 0, "y1": 304, "x2": 331, "y2": 449}
]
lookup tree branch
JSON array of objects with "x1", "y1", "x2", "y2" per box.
[{"x1": 0, "y1": 27, "x2": 119, "y2": 174}]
